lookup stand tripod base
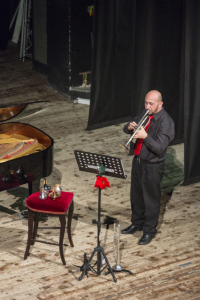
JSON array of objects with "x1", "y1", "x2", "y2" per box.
[
  {"x1": 105, "y1": 264, "x2": 133, "y2": 275},
  {"x1": 78, "y1": 246, "x2": 117, "y2": 283},
  {"x1": 73, "y1": 253, "x2": 92, "y2": 277}
]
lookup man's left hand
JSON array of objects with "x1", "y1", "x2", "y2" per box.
[{"x1": 134, "y1": 126, "x2": 148, "y2": 139}]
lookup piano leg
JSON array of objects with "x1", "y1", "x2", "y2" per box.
[
  {"x1": 32, "y1": 179, "x2": 40, "y2": 194},
  {"x1": 28, "y1": 179, "x2": 40, "y2": 195}
]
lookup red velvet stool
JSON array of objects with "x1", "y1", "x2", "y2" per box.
[{"x1": 24, "y1": 191, "x2": 74, "y2": 265}]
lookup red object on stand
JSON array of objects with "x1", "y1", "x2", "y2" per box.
[{"x1": 94, "y1": 176, "x2": 111, "y2": 189}]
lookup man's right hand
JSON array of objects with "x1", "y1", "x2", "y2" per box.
[{"x1": 128, "y1": 121, "x2": 137, "y2": 131}]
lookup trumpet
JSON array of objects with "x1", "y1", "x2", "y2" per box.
[{"x1": 120, "y1": 110, "x2": 150, "y2": 151}]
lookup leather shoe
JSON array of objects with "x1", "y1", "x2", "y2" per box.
[
  {"x1": 138, "y1": 234, "x2": 155, "y2": 245},
  {"x1": 121, "y1": 224, "x2": 143, "y2": 234}
]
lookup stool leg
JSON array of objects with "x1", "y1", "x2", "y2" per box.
[
  {"x1": 31, "y1": 212, "x2": 39, "y2": 245},
  {"x1": 67, "y1": 200, "x2": 74, "y2": 247},
  {"x1": 24, "y1": 209, "x2": 34, "y2": 260},
  {"x1": 59, "y1": 215, "x2": 66, "y2": 265}
]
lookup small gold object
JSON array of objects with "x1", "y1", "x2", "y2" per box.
[{"x1": 49, "y1": 183, "x2": 62, "y2": 200}]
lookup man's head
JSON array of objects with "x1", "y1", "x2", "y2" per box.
[{"x1": 145, "y1": 90, "x2": 163, "y2": 115}]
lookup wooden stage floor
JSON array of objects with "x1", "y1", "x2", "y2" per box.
[{"x1": 0, "y1": 43, "x2": 200, "y2": 300}]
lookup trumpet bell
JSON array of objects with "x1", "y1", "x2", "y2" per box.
[
  {"x1": 120, "y1": 144, "x2": 129, "y2": 152},
  {"x1": 112, "y1": 264, "x2": 124, "y2": 272}
]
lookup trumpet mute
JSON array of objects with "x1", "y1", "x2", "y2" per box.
[{"x1": 39, "y1": 188, "x2": 47, "y2": 200}]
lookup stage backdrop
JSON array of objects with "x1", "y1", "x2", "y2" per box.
[
  {"x1": 183, "y1": 0, "x2": 200, "y2": 185},
  {"x1": 87, "y1": 0, "x2": 200, "y2": 186}
]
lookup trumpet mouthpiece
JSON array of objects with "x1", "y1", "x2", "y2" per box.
[{"x1": 120, "y1": 144, "x2": 129, "y2": 152}]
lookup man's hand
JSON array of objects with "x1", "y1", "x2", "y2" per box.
[
  {"x1": 128, "y1": 121, "x2": 137, "y2": 131},
  {"x1": 134, "y1": 126, "x2": 148, "y2": 139}
]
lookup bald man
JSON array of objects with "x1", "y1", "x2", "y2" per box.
[{"x1": 122, "y1": 90, "x2": 175, "y2": 245}]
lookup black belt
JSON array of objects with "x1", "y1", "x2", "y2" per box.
[{"x1": 135, "y1": 156, "x2": 164, "y2": 164}]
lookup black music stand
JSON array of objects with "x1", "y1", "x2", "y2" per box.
[{"x1": 74, "y1": 150, "x2": 127, "y2": 283}]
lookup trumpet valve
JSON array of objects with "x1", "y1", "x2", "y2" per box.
[{"x1": 131, "y1": 138, "x2": 137, "y2": 144}]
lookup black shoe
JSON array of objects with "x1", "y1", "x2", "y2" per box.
[
  {"x1": 138, "y1": 234, "x2": 155, "y2": 245},
  {"x1": 121, "y1": 224, "x2": 143, "y2": 234}
]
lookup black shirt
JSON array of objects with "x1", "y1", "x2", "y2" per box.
[{"x1": 123, "y1": 108, "x2": 175, "y2": 162}]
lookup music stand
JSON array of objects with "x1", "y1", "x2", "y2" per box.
[{"x1": 74, "y1": 150, "x2": 127, "y2": 283}]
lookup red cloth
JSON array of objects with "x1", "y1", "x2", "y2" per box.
[
  {"x1": 26, "y1": 191, "x2": 74, "y2": 214},
  {"x1": 134, "y1": 116, "x2": 153, "y2": 156},
  {"x1": 94, "y1": 176, "x2": 110, "y2": 189}
]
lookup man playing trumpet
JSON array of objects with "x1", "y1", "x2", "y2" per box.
[{"x1": 121, "y1": 90, "x2": 175, "y2": 245}]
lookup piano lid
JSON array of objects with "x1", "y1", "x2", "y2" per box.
[{"x1": 0, "y1": 101, "x2": 50, "y2": 123}]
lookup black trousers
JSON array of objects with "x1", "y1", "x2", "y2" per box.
[{"x1": 131, "y1": 157, "x2": 165, "y2": 236}]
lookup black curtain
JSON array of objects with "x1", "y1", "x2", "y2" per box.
[
  {"x1": 87, "y1": 0, "x2": 200, "y2": 186},
  {"x1": 47, "y1": 0, "x2": 70, "y2": 95},
  {"x1": 87, "y1": 0, "x2": 136, "y2": 128},
  {"x1": 183, "y1": 0, "x2": 200, "y2": 185},
  {"x1": 131, "y1": 0, "x2": 184, "y2": 144}
]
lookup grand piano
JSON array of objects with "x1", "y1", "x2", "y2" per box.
[{"x1": 0, "y1": 102, "x2": 54, "y2": 195}]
